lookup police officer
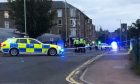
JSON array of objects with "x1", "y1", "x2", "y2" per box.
[
  {"x1": 79, "y1": 38, "x2": 86, "y2": 53},
  {"x1": 73, "y1": 38, "x2": 79, "y2": 52},
  {"x1": 83, "y1": 39, "x2": 86, "y2": 53}
]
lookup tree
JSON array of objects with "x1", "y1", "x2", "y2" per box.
[
  {"x1": 8, "y1": 0, "x2": 56, "y2": 38},
  {"x1": 96, "y1": 28, "x2": 110, "y2": 43},
  {"x1": 127, "y1": 26, "x2": 137, "y2": 39},
  {"x1": 127, "y1": 19, "x2": 140, "y2": 39},
  {"x1": 132, "y1": 19, "x2": 140, "y2": 37}
]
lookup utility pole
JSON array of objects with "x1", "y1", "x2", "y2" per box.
[
  {"x1": 65, "y1": 0, "x2": 68, "y2": 42},
  {"x1": 119, "y1": 20, "x2": 122, "y2": 47},
  {"x1": 24, "y1": 0, "x2": 27, "y2": 37}
]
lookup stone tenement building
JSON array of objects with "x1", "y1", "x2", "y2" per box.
[{"x1": 0, "y1": 1, "x2": 96, "y2": 41}]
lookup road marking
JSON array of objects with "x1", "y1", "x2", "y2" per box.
[
  {"x1": 79, "y1": 51, "x2": 130, "y2": 84},
  {"x1": 66, "y1": 52, "x2": 107, "y2": 84},
  {"x1": 106, "y1": 52, "x2": 130, "y2": 56},
  {"x1": 80, "y1": 68, "x2": 93, "y2": 84}
]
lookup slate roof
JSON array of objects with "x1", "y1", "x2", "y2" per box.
[
  {"x1": 52, "y1": 1, "x2": 75, "y2": 9},
  {"x1": 0, "y1": 1, "x2": 75, "y2": 11}
]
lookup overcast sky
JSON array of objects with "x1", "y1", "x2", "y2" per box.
[{"x1": 1, "y1": 0, "x2": 140, "y2": 32}]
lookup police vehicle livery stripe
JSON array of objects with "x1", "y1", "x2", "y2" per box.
[
  {"x1": 19, "y1": 48, "x2": 26, "y2": 52},
  {"x1": 2, "y1": 44, "x2": 51, "y2": 53},
  {"x1": 10, "y1": 44, "x2": 18, "y2": 48},
  {"x1": 42, "y1": 45, "x2": 50, "y2": 48},
  {"x1": 34, "y1": 49, "x2": 42, "y2": 52},
  {"x1": 3, "y1": 49, "x2": 9, "y2": 53}
]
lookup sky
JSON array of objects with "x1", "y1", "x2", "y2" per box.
[{"x1": 1, "y1": 0, "x2": 140, "y2": 32}]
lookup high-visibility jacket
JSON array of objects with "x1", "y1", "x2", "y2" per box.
[
  {"x1": 73, "y1": 39, "x2": 79, "y2": 45},
  {"x1": 83, "y1": 40, "x2": 86, "y2": 45},
  {"x1": 79, "y1": 39, "x2": 84, "y2": 44}
]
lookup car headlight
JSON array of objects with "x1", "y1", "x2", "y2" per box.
[
  {"x1": 58, "y1": 46, "x2": 62, "y2": 50},
  {"x1": 58, "y1": 46, "x2": 64, "y2": 52}
]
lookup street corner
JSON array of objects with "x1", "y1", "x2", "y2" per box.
[
  {"x1": 79, "y1": 50, "x2": 140, "y2": 84},
  {"x1": 66, "y1": 53, "x2": 106, "y2": 84}
]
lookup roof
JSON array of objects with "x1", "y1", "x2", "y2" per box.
[
  {"x1": 52, "y1": 1, "x2": 75, "y2": 9},
  {"x1": 0, "y1": 2, "x2": 9, "y2": 11},
  {"x1": 37, "y1": 33, "x2": 61, "y2": 42},
  {"x1": 0, "y1": 1, "x2": 75, "y2": 10}
]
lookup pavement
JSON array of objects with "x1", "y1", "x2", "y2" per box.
[{"x1": 83, "y1": 50, "x2": 140, "y2": 84}]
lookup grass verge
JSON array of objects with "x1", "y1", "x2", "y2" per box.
[
  {"x1": 129, "y1": 51, "x2": 140, "y2": 75},
  {"x1": 131, "y1": 64, "x2": 140, "y2": 75}
]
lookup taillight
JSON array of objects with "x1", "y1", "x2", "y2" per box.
[{"x1": 0, "y1": 43, "x2": 6, "y2": 47}]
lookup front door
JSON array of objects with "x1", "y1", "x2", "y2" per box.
[{"x1": 28, "y1": 39, "x2": 42, "y2": 54}]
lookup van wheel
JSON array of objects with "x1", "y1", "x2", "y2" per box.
[{"x1": 9, "y1": 48, "x2": 19, "y2": 56}]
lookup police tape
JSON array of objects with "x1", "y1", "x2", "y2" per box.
[
  {"x1": 65, "y1": 46, "x2": 93, "y2": 50},
  {"x1": 65, "y1": 40, "x2": 132, "y2": 50}
]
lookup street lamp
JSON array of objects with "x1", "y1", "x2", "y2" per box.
[
  {"x1": 24, "y1": 0, "x2": 27, "y2": 37},
  {"x1": 119, "y1": 19, "x2": 121, "y2": 43}
]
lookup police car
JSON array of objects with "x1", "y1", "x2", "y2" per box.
[
  {"x1": 100, "y1": 43, "x2": 112, "y2": 50},
  {"x1": 0, "y1": 38, "x2": 64, "y2": 56}
]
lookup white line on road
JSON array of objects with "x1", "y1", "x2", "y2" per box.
[
  {"x1": 79, "y1": 51, "x2": 130, "y2": 84},
  {"x1": 106, "y1": 52, "x2": 129, "y2": 56}
]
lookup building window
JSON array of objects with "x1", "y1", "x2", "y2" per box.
[
  {"x1": 78, "y1": 20, "x2": 80, "y2": 26},
  {"x1": 70, "y1": 28, "x2": 76, "y2": 37},
  {"x1": 4, "y1": 11, "x2": 9, "y2": 18},
  {"x1": 57, "y1": 19, "x2": 62, "y2": 26},
  {"x1": 70, "y1": 8, "x2": 76, "y2": 17},
  {"x1": 57, "y1": 9, "x2": 62, "y2": 17},
  {"x1": 58, "y1": 29, "x2": 61, "y2": 34},
  {"x1": 70, "y1": 19, "x2": 76, "y2": 27},
  {"x1": 5, "y1": 21, "x2": 9, "y2": 29}
]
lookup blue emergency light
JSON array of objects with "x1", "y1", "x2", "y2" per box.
[{"x1": 111, "y1": 41, "x2": 118, "y2": 50}]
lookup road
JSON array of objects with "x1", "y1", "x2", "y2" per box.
[{"x1": 0, "y1": 49, "x2": 104, "y2": 84}]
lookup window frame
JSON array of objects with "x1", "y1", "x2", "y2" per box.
[
  {"x1": 57, "y1": 19, "x2": 62, "y2": 27},
  {"x1": 29, "y1": 39, "x2": 41, "y2": 44},
  {"x1": 16, "y1": 39, "x2": 27, "y2": 44},
  {"x1": 4, "y1": 11, "x2": 9, "y2": 19},
  {"x1": 57, "y1": 9, "x2": 62, "y2": 17}
]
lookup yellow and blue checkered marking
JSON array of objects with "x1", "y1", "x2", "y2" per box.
[{"x1": 2, "y1": 43, "x2": 50, "y2": 53}]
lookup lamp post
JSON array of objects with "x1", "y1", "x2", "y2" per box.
[
  {"x1": 119, "y1": 19, "x2": 121, "y2": 43},
  {"x1": 24, "y1": 0, "x2": 27, "y2": 37},
  {"x1": 65, "y1": 0, "x2": 70, "y2": 47},
  {"x1": 65, "y1": 0, "x2": 68, "y2": 42},
  {"x1": 64, "y1": 0, "x2": 68, "y2": 40}
]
